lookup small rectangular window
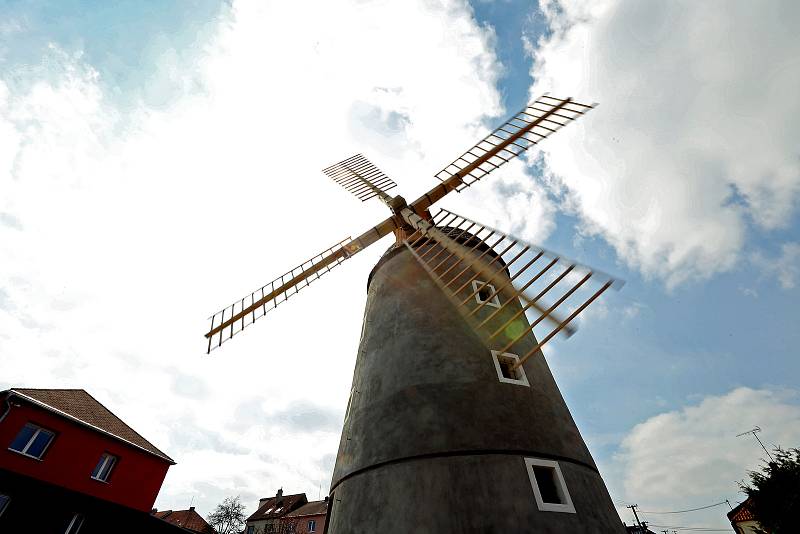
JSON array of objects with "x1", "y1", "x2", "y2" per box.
[
  {"x1": 91, "y1": 453, "x2": 117, "y2": 482},
  {"x1": 524, "y1": 458, "x2": 575, "y2": 513},
  {"x1": 64, "y1": 513, "x2": 84, "y2": 534},
  {"x1": 9, "y1": 423, "x2": 55, "y2": 459},
  {"x1": 472, "y1": 280, "x2": 501, "y2": 308},
  {"x1": 0, "y1": 494, "x2": 9, "y2": 517},
  {"x1": 308, "y1": 519, "x2": 316, "y2": 532},
  {"x1": 246, "y1": 526, "x2": 254, "y2": 534},
  {"x1": 491, "y1": 351, "x2": 529, "y2": 386}
]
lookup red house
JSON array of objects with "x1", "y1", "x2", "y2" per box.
[{"x1": 0, "y1": 387, "x2": 184, "y2": 533}]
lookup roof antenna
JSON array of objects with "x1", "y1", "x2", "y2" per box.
[{"x1": 736, "y1": 426, "x2": 774, "y2": 461}]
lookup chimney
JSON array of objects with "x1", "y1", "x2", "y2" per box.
[
  {"x1": 324, "y1": 497, "x2": 329, "y2": 502},
  {"x1": 189, "y1": 506, "x2": 195, "y2": 512},
  {"x1": 276, "y1": 488, "x2": 283, "y2": 505}
]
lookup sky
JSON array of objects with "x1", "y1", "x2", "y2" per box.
[{"x1": 1, "y1": 0, "x2": 799, "y2": 531}]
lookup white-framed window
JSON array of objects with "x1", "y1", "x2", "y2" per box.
[
  {"x1": 90, "y1": 453, "x2": 117, "y2": 482},
  {"x1": 0, "y1": 494, "x2": 9, "y2": 517},
  {"x1": 524, "y1": 458, "x2": 576, "y2": 513},
  {"x1": 472, "y1": 280, "x2": 501, "y2": 308},
  {"x1": 8, "y1": 423, "x2": 55, "y2": 459},
  {"x1": 64, "y1": 513, "x2": 84, "y2": 534},
  {"x1": 491, "y1": 351, "x2": 529, "y2": 387},
  {"x1": 308, "y1": 519, "x2": 316, "y2": 532}
]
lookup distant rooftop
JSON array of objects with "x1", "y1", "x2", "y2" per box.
[
  {"x1": 285, "y1": 499, "x2": 328, "y2": 518},
  {"x1": 247, "y1": 493, "x2": 307, "y2": 522},
  {"x1": 154, "y1": 507, "x2": 214, "y2": 534}
]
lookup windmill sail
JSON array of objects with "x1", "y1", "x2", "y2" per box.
[
  {"x1": 402, "y1": 208, "x2": 621, "y2": 369},
  {"x1": 322, "y1": 154, "x2": 398, "y2": 202},
  {"x1": 205, "y1": 238, "x2": 354, "y2": 353},
  {"x1": 434, "y1": 95, "x2": 595, "y2": 192}
]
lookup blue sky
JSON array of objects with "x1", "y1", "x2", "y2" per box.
[{"x1": 1, "y1": 1, "x2": 799, "y2": 531}]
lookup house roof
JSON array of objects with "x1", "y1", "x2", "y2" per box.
[
  {"x1": 727, "y1": 497, "x2": 756, "y2": 523},
  {"x1": 246, "y1": 493, "x2": 307, "y2": 522},
  {"x1": 154, "y1": 508, "x2": 215, "y2": 534},
  {"x1": 6, "y1": 388, "x2": 174, "y2": 464},
  {"x1": 284, "y1": 500, "x2": 328, "y2": 518}
]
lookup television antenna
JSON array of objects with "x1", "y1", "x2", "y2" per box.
[{"x1": 736, "y1": 426, "x2": 774, "y2": 460}]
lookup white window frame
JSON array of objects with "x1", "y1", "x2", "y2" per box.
[
  {"x1": 472, "y1": 280, "x2": 501, "y2": 308},
  {"x1": 491, "y1": 351, "x2": 529, "y2": 387},
  {"x1": 308, "y1": 519, "x2": 316, "y2": 532},
  {"x1": 90, "y1": 453, "x2": 117, "y2": 482},
  {"x1": 524, "y1": 458, "x2": 576, "y2": 513},
  {"x1": 9, "y1": 423, "x2": 55, "y2": 459},
  {"x1": 64, "y1": 513, "x2": 85, "y2": 534},
  {"x1": 0, "y1": 494, "x2": 9, "y2": 517}
]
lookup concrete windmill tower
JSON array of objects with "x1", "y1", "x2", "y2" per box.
[{"x1": 206, "y1": 96, "x2": 625, "y2": 533}]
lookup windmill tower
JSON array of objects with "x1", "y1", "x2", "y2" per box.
[{"x1": 205, "y1": 96, "x2": 625, "y2": 532}]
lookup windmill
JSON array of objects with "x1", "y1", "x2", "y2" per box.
[{"x1": 205, "y1": 95, "x2": 626, "y2": 532}]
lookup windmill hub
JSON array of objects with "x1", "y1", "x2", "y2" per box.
[{"x1": 387, "y1": 194, "x2": 407, "y2": 214}]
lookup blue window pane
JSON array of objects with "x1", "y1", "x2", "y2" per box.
[
  {"x1": 99, "y1": 456, "x2": 116, "y2": 480},
  {"x1": 91, "y1": 457, "x2": 105, "y2": 478},
  {"x1": 25, "y1": 429, "x2": 54, "y2": 458},
  {"x1": 9, "y1": 424, "x2": 36, "y2": 452},
  {"x1": 0, "y1": 494, "x2": 9, "y2": 516}
]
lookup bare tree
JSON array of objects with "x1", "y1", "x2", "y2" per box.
[{"x1": 207, "y1": 496, "x2": 247, "y2": 534}]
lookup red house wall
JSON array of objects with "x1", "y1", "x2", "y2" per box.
[
  {"x1": 0, "y1": 402, "x2": 170, "y2": 512},
  {"x1": 282, "y1": 513, "x2": 326, "y2": 534}
]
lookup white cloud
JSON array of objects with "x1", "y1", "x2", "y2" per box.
[
  {"x1": 612, "y1": 387, "x2": 800, "y2": 529},
  {"x1": 529, "y1": 0, "x2": 800, "y2": 287},
  {"x1": 752, "y1": 241, "x2": 800, "y2": 290},
  {"x1": 0, "y1": 0, "x2": 521, "y2": 517}
]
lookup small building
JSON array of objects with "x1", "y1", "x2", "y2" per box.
[
  {"x1": 0, "y1": 387, "x2": 183, "y2": 533},
  {"x1": 281, "y1": 498, "x2": 328, "y2": 534},
  {"x1": 155, "y1": 507, "x2": 215, "y2": 533},
  {"x1": 727, "y1": 497, "x2": 765, "y2": 534},
  {"x1": 245, "y1": 489, "x2": 307, "y2": 534}
]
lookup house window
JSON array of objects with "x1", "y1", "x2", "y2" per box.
[
  {"x1": 90, "y1": 453, "x2": 117, "y2": 482},
  {"x1": 491, "y1": 351, "x2": 529, "y2": 386},
  {"x1": 246, "y1": 526, "x2": 254, "y2": 534},
  {"x1": 472, "y1": 280, "x2": 501, "y2": 308},
  {"x1": 8, "y1": 423, "x2": 55, "y2": 459},
  {"x1": 308, "y1": 519, "x2": 316, "y2": 532},
  {"x1": 64, "y1": 513, "x2": 85, "y2": 534},
  {"x1": 0, "y1": 494, "x2": 9, "y2": 517},
  {"x1": 524, "y1": 458, "x2": 576, "y2": 513}
]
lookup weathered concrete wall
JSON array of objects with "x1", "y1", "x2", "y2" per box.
[{"x1": 328, "y1": 242, "x2": 623, "y2": 533}]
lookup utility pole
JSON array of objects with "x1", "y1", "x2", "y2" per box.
[
  {"x1": 627, "y1": 504, "x2": 643, "y2": 528},
  {"x1": 736, "y1": 426, "x2": 774, "y2": 461}
]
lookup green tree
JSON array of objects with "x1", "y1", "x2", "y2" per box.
[
  {"x1": 740, "y1": 447, "x2": 800, "y2": 534},
  {"x1": 207, "y1": 496, "x2": 247, "y2": 534}
]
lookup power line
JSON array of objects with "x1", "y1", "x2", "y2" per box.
[
  {"x1": 639, "y1": 500, "x2": 729, "y2": 514},
  {"x1": 649, "y1": 524, "x2": 731, "y2": 532}
]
